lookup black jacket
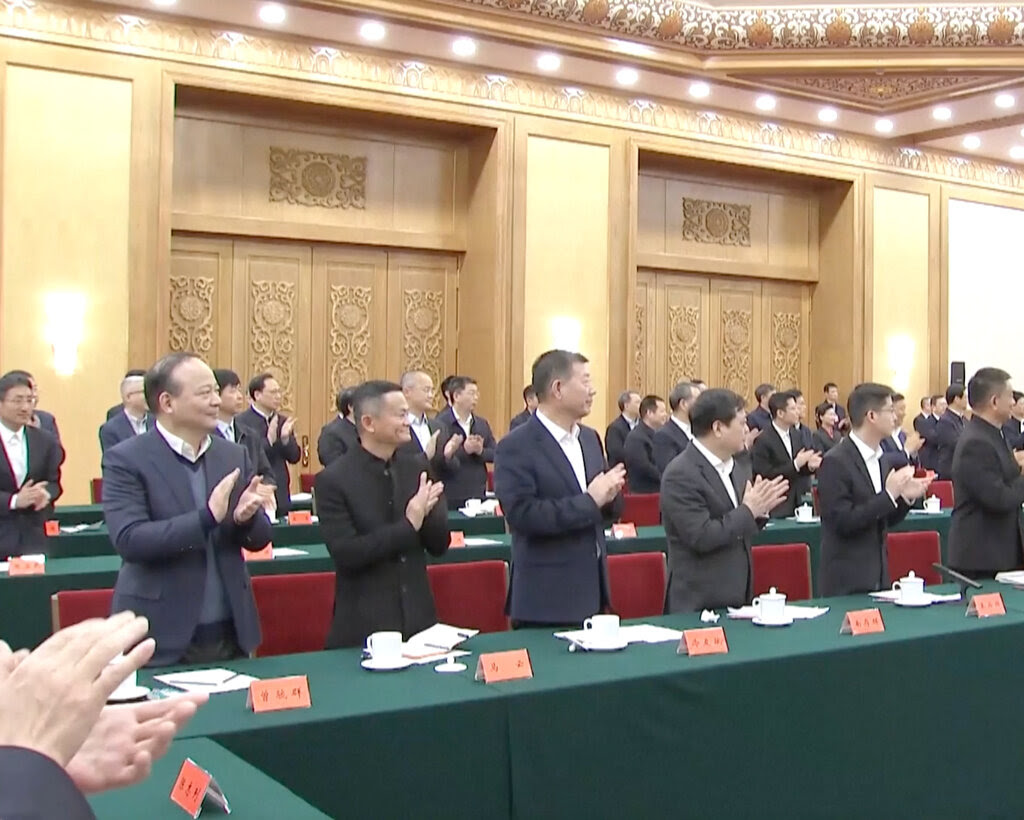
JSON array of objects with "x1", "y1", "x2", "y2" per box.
[
  {"x1": 0, "y1": 425, "x2": 63, "y2": 558},
  {"x1": 653, "y1": 419, "x2": 692, "y2": 475},
  {"x1": 623, "y1": 421, "x2": 662, "y2": 494},
  {"x1": 236, "y1": 407, "x2": 301, "y2": 513},
  {"x1": 604, "y1": 415, "x2": 633, "y2": 467},
  {"x1": 317, "y1": 415, "x2": 359, "y2": 468},
  {"x1": 750, "y1": 424, "x2": 814, "y2": 518}
]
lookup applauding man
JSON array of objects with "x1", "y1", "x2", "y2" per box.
[
  {"x1": 817, "y1": 383, "x2": 931, "y2": 596},
  {"x1": 751, "y1": 390, "x2": 822, "y2": 517},
  {"x1": 316, "y1": 381, "x2": 449, "y2": 649},
  {"x1": 662, "y1": 389, "x2": 789, "y2": 612},
  {"x1": 103, "y1": 353, "x2": 272, "y2": 666},
  {"x1": 495, "y1": 350, "x2": 625, "y2": 628},
  {"x1": 238, "y1": 373, "x2": 300, "y2": 515}
]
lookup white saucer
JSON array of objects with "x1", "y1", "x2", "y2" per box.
[
  {"x1": 361, "y1": 656, "x2": 413, "y2": 671},
  {"x1": 434, "y1": 661, "x2": 467, "y2": 674},
  {"x1": 791, "y1": 517, "x2": 820, "y2": 524},
  {"x1": 752, "y1": 616, "x2": 794, "y2": 627},
  {"x1": 572, "y1": 637, "x2": 629, "y2": 652},
  {"x1": 894, "y1": 597, "x2": 931, "y2": 607},
  {"x1": 107, "y1": 685, "x2": 151, "y2": 703}
]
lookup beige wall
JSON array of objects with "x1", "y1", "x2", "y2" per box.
[{"x1": 1, "y1": 66, "x2": 132, "y2": 503}]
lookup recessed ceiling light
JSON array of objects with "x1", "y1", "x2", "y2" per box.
[
  {"x1": 962, "y1": 135, "x2": 981, "y2": 150},
  {"x1": 258, "y1": 3, "x2": 286, "y2": 24},
  {"x1": 359, "y1": 21, "x2": 386, "y2": 42},
  {"x1": 932, "y1": 106, "x2": 952, "y2": 121},
  {"x1": 1010, "y1": 145, "x2": 1024, "y2": 161},
  {"x1": 615, "y1": 67, "x2": 639, "y2": 86},
  {"x1": 451, "y1": 37, "x2": 477, "y2": 58},
  {"x1": 818, "y1": 107, "x2": 839, "y2": 123},
  {"x1": 689, "y1": 81, "x2": 711, "y2": 99},
  {"x1": 755, "y1": 95, "x2": 776, "y2": 112},
  {"x1": 996, "y1": 93, "x2": 1016, "y2": 109},
  {"x1": 874, "y1": 118, "x2": 894, "y2": 133},
  {"x1": 536, "y1": 53, "x2": 561, "y2": 72}
]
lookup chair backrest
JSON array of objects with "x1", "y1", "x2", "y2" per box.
[
  {"x1": 90, "y1": 478, "x2": 103, "y2": 504},
  {"x1": 620, "y1": 493, "x2": 661, "y2": 527},
  {"x1": 811, "y1": 486, "x2": 820, "y2": 515},
  {"x1": 751, "y1": 543, "x2": 812, "y2": 602},
  {"x1": 930, "y1": 480, "x2": 954, "y2": 508},
  {"x1": 427, "y1": 560, "x2": 509, "y2": 633},
  {"x1": 607, "y1": 552, "x2": 667, "y2": 619},
  {"x1": 51, "y1": 588, "x2": 114, "y2": 633},
  {"x1": 299, "y1": 473, "x2": 316, "y2": 494},
  {"x1": 886, "y1": 531, "x2": 942, "y2": 586},
  {"x1": 251, "y1": 572, "x2": 336, "y2": 656}
]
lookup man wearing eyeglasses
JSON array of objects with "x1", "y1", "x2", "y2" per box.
[{"x1": 98, "y1": 374, "x2": 150, "y2": 452}]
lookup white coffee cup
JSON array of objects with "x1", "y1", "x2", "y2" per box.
[
  {"x1": 464, "y1": 498, "x2": 482, "y2": 510},
  {"x1": 365, "y1": 631, "x2": 403, "y2": 662},
  {"x1": 752, "y1": 587, "x2": 787, "y2": 622},
  {"x1": 583, "y1": 614, "x2": 620, "y2": 643},
  {"x1": 923, "y1": 496, "x2": 940, "y2": 512},
  {"x1": 892, "y1": 571, "x2": 925, "y2": 601},
  {"x1": 795, "y1": 504, "x2": 813, "y2": 522}
]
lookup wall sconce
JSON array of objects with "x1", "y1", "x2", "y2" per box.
[
  {"x1": 550, "y1": 316, "x2": 582, "y2": 352},
  {"x1": 886, "y1": 334, "x2": 915, "y2": 393},
  {"x1": 43, "y1": 292, "x2": 86, "y2": 376}
]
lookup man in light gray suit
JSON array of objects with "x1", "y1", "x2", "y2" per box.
[{"x1": 660, "y1": 389, "x2": 789, "y2": 613}]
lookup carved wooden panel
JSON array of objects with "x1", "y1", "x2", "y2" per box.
[
  {"x1": 710, "y1": 280, "x2": 761, "y2": 403},
  {"x1": 681, "y1": 197, "x2": 751, "y2": 247},
  {"x1": 268, "y1": 147, "x2": 367, "y2": 210},
  {"x1": 762, "y1": 281, "x2": 810, "y2": 392},
  {"x1": 168, "y1": 236, "x2": 233, "y2": 365},
  {"x1": 633, "y1": 272, "x2": 656, "y2": 395}
]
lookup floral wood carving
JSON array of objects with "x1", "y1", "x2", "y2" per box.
[
  {"x1": 168, "y1": 276, "x2": 214, "y2": 360},
  {"x1": 250, "y1": 280, "x2": 296, "y2": 413},
  {"x1": 682, "y1": 198, "x2": 751, "y2": 246},
  {"x1": 403, "y1": 288, "x2": 444, "y2": 404},
  {"x1": 772, "y1": 311, "x2": 801, "y2": 389},
  {"x1": 743, "y1": 73, "x2": 1005, "y2": 109},
  {"x1": 269, "y1": 147, "x2": 367, "y2": 209},
  {"x1": 669, "y1": 304, "x2": 701, "y2": 387},
  {"x1": 329, "y1": 285, "x2": 372, "y2": 406},
  {"x1": 633, "y1": 301, "x2": 646, "y2": 394},
  {"x1": 721, "y1": 308, "x2": 753, "y2": 399}
]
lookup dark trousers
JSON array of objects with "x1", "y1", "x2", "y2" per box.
[{"x1": 181, "y1": 620, "x2": 244, "y2": 664}]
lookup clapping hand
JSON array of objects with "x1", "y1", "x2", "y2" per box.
[
  {"x1": 587, "y1": 463, "x2": 626, "y2": 507},
  {"x1": 280, "y1": 417, "x2": 295, "y2": 443},
  {"x1": 744, "y1": 427, "x2": 761, "y2": 451},
  {"x1": 900, "y1": 473, "x2": 933, "y2": 503},
  {"x1": 463, "y1": 434, "x2": 484, "y2": 455},
  {"x1": 406, "y1": 472, "x2": 444, "y2": 530},
  {"x1": 14, "y1": 480, "x2": 50, "y2": 511},
  {"x1": 232, "y1": 475, "x2": 266, "y2": 524},
  {"x1": 266, "y1": 416, "x2": 279, "y2": 445},
  {"x1": 741, "y1": 475, "x2": 789, "y2": 518},
  {"x1": 884, "y1": 465, "x2": 915, "y2": 500},
  {"x1": 904, "y1": 431, "x2": 924, "y2": 456},
  {"x1": 443, "y1": 433, "x2": 464, "y2": 460}
]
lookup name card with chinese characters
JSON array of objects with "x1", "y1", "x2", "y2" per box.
[
  {"x1": 243, "y1": 542, "x2": 274, "y2": 562},
  {"x1": 449, "y1": 531, "x2": 466, "y2": 548},
  {"x1": 840, "y1": 609, "x2": 885, "y2": 635},
  {"x1": 677, "y1": 627, "x2": 729, "y2": 656},
  {"x1": 287, "y1": 510, "x2": 312, "y2": 525},
  {"x1": 611, "y1": 523, "x2": 638, "y2": 539},
  {"x1": 246, "y1": 675, "x2": 312, "y2": 713},
  {"x1": 474, "y1": 649, "x2": 533, "y2": 683},
  {"x1": 170, "y1": 757, "x2": 230, "y2": 818},
  {"x1": 44, "y1": 520, "x2": 60, "y2": 536},
  {"x1": 8, "y1": 556, "x2": 45, "y2": 576},
  {"x1": 966, "y1": 592, "x2": 1005, "y2": 618}
]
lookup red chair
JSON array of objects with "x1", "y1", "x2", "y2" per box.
[
  {"x1": 251, "y1": 572, "x2": 335, "y2": 656},
  {"x1": 299, "y1": 473, "x2": 316, "y2": 493},
  {"x1": 607, "y1": 552, "x2": 666, "y2": 619},
  {"x1": 51, "y1": 588, "x2": 113, "y2": 632},
  {"x1": 887, "y1": 531, "x2": 942, "y2": 587},
  {"x1": 752, "y1": 543, "x2": 812, "y2": 602},
  {"x1": 427, "y1": 561, "x2": 509, "y2": 633},
  {"x1": 90, "y1": 478, "x2": 103, "y2": 504},
  {"x1": 929, "y1": 480, "x2": 954, "y2": 509},
  {"x1": 811, "y1": 486, "x2": 820, "y2": 515},
  {"x1": 619, "y1": 493, "x2": 660, "y2": 527},
  {"x1": 486, "y1": 467, "x2": 494, "y2": 493}
]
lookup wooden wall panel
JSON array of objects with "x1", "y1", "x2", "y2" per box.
[
  {"x1": 761, "y1": 281, "x2": 809, "y2": 391},
  {"x1": 168, "y1": 236, "x2": 233, "y2": 365},
  {"x1": 710, "y1": 280, "x2": 762, "y2": 402},
  {"x1": 657, "y1": 276, "x2": 710, "y2": 393},
  {"x1": 633, "y1": 271, "x2": 656, "y2": 395}
]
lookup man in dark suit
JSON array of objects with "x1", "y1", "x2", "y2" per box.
[
  {"x1": 509, "y1": 385, "x2": 538, "y2": 430},
  {"x1": 400, "y1": 370, "x2": 463, "y2": 480},
  {"x1": 817, "y1": 383, "x2": 931, "y2": 597},
  {"x1": 623, "y1": 394, "x2": 668, "y2": 493},
  {"x1": 880, "y1": 392, "x2": 925, "y2": 471},
  {"x1": 495, "y1": 349, "x2": 625, "y2": 627},
  {"x1": 751, "y1": 390, "x2": 821, "y2": 518},
  {"x1": 436, "y1": 376, "x2": 497, "y2": 509},
  {"x1": 1002, "y1": 390, "x2": 1024, "y2": 451},
  {"x1": 104, "y1": 353, "x2": 272, "y2": 666},
  {"x1": 746, "y1": 383, "x2": 775, "y2": 432},
  {"x1": 0, "y1": 372, "x2": 64, "y2": 559},
  {"x1": 823, "y1": 382, "x2": 850, "y2": 432},
  {"x1": 3, "y1": 370, "x2": 60, "y2": 442},
  {"x1": 604, "y1": 390, "x2": 640, "y2": 466},
  {"x1": 316, "y1": 380, "x2": 449, "y2": 648},
  {"x1": 98, "y1": 374, "x2": 149, "y2": 453},
  {"x1": 106, "y1": 369, "x2": 147, "y2": 421},
  {"x1": 212, "y1": 369, "x2": 275, "y2": 502},
  {"x1": 661, "y1": 389, "x2": 789, "y2": 612},
  {"x1": 654, "y1": 381, "x2": 699, "y2": 474},
  {"x1": 934, "y1": 383, "x2": 967, "y2": 479},
  {"x1": 317, "y1": 386, "x2": 359, "y2": 467},
  {"x1": 912, "y1": 396, "x2": 932, "y2": 437},
  {"x1": 918, "y1": 393, "x2": 945, "y2": 471},
  {"x1": 237, "y1": 372, "x2": 300, "y2": 514},
  {"x1": 791, "y1": 390, "x2": 815, "y2": 451},
  {"x1": 949, "y1": 368, "x2": 1024, "y2": 578}
]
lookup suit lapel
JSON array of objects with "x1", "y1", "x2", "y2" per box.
[
  {"x1": 843, "y1": 438, "x2": 876, "y2": 494},
  {"x1": 532, "y1": 420, "x2": 587, "y2": 496},
  {"x1": 0, "y1": 431, "x2": 18, "y2": 489},
  {"x1": 692, "y1": 449, "x2": 735, "y2": 510},
  {"x1": 145, "y1": 432, "x2": 200, "y2": 513}
]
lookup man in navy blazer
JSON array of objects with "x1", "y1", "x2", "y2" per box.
[
  {"x1": 237, "y1": 372, "x2": 300, "y2": 515},
  {"x1": 604, "y1": 390, "x2": 640, "y2": 466},
  {"x1": 495, "y1": 350, "x2": 625, "y2": 627},
  {"x1": 654, "y1": 381, "x2": 699, "y2": 474},
  {"x1": 98, "y1": 374, "x2": 149, "y2": 453},
  {"x1": 746, "y1": 383, "x2": 775, "y2": 432},
  {"x1": 879, "y1": 392, "x2": 924, "y2": 471},
  {"x1": 509, "y1": 385, "x2": 538, "y2": 431},
  {"x1": 103, "y1": 353, "x2": 272, "y2": 667},
  {"x1": 435, "y1": 376, "x2": 497, "y2": 509},
  {"x1": 934, "y1": 383, "x2": 968, "y2": 479}
]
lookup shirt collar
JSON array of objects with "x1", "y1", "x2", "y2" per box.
[
  {"x1": 692, "y1": 438, "x2": 734, "y2": 475},
  {"x1": 771, "y1": 422, "x2": 792, "y2": 441},
  {"x1": 455, "y1": 411, "x2": 473, "y2": 427},
  {"x1": 407, "y1": 412, "x2": 429, "y2": 427},
  {"x1": 250, "y1": 405, "x2": 272, "y2": 421},
  {"x1": 849, "y1": 432, "x2": 883, "y2": 463},
  {"x1": 156, "y1": 421, "x2": 211, "y2": 463},
  {"x1": 124, "y1": 408, "x2": 145, "y2": 424},
  {"x1": 671, "y1": 416, "x2": 692, "y2": 437},
  {"x1": 535, "y1": 409, "x2": 580, "y2": 445},
  {"x1": 623, "y1": 413, "x2": 638, "y2": 429},
  {"x1": 216, "y1": 418, "x2": 235, "y2": 438}
]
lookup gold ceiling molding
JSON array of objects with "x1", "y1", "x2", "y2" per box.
[
  {"x1": 2, "y1": 1, "x2": 1024, "y2": 192},
  {"x1": 454, "y1": 0, "x2": 1024, "y2": 51}
]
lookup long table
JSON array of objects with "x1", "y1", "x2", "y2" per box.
[{"x1": 145, "y1": 583, "x2": 1024, "y2": 818}]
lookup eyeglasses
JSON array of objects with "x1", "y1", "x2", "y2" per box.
[{"x1": 2, "y1": 397, "x2": 33, "y2": 407}]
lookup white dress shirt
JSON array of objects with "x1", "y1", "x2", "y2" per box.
[
  {"x1": 1, "y1": 422, "x2": 27, "y2": 510},
  {"x1": 454, "y1": 412, "x2": 474, "y2": 439},
  {"x1": 216, "y1": 418, "x2": 237, "y2": 443},
  {"x1": 772, "y1": 422, "x2": 794, "y2": 459},
  {"x1": 849, "y1": 432, "x2": 896, "y2": 506},
  {"x1": 156, "y1": 421, "x2": 211, "y2": 464},
  {"x1": 671, "y1": 416, "x2": 692, "y2": 440},
  {"x1": 535, "y1": 410, "x2": 586, "y2": 492},
  {"x1": 624, "y1": 414, "x2": 639, "y2": 431},
  {"x1": 691, "y1": 438, "x2": 738, "y2": 508},
  {"x1": 407, "y1": 413, "x2": 432, "y2": 450},
  {"x1": 890, "y1": 430, "x2": 905, "y2": 452},
  {"x1": 125, "y1": 410, "x2": 147, "y2": 436}
]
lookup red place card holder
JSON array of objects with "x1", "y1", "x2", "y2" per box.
[
  {"x1": 474, "y1": 649, "x2": 533, "y2": 683},
  {"x1": 840, "y1": 608, "x2": 885, "y2": 635},
  {"x1": 170, "y1": 758, "x2": 230, "y2": 818},
  {"x1": 449, "y1": 530, "x2": 466, "y2": 548},
  {"x1": 246, "y1": 675, "x2": 312, "y2": 713},
  {"x1": 966, "y1": 592, "x2": 1005, "y2": 618},
  {"x1": 611, "y1": 523, "x2": 638, "y2": 539},
  {"x1": 44, "y1": 520, "x2": 60, "y2": 536},
  {"x1": 243, "y1": 542, "x2": 274, "y2": 561},
  {"x1": 677, "y1": 627, "x2": 729, "y2": 656}
]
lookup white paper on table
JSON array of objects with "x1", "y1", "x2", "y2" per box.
[
  {"x1": 868, "y1": 590, "x2": 961, "y2": 604},
  {"x1": 554, "y1": 624, "x2": 683, "y2": 646},
  {"x1": 996, "y1": 570, "x2": 1024, "y2": 585},
  {"x1": 290, "y1": 493, "x2": 313, "y2": 503},
  {"x1": 60, "y1": 524, "x2": 92, "y2": 534},
  {"x1": 907, "y1": 509, "x2": 945, "y2": 516},
  {"x1": 727, "y1": 605, "x2": 831, "y2": 620},
  {"x1": 464, "y1": 537, "x2": 501, "y2": 546},
  {"x1": 154, "y1": 668, "x2": 258, "y2": 694},
  {"x1": 272, "y1": 547, "x2": 309, "y2": 557},
  {"x1": 403, "y1": 623, "x2": 479, "y2": 657}
]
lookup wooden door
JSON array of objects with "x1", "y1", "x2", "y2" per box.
[{"x1": 167, "y1": 235, "x2": 234, "y2": 365}]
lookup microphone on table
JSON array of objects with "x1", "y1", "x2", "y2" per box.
[{"x1": 931, "y1": 563, "x2": 983, "y2": 597}]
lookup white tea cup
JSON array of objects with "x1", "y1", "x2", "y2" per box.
[
  {"x1": 583, "y1": 614, "x2": 620, "y2": 643},
  {"x1": 752, "y1": 587, "x2": 787, "y2": 623},
  {"x1": 892, "y1": 571, "x2": 925, "y2": 601},
  {"x1": 464, "y1": 498, "x2": 483, "y2": 510},
  {"x1": 923, "y1": 496, "x2": 940, "y2": 513},
  {"x1": 365, "y1": 631, "x2": 403, "y2": 662},
  {"x1": 795, "y1": 504, "x2": 814, "y2": 522}
]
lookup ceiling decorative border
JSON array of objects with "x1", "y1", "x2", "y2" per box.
[
  {"x1": 2, "y1": 0, "x2": 1023, "y2": 192},
  {"x1": 454, "y1": 0, "x2": 1024, "y2": 51}
]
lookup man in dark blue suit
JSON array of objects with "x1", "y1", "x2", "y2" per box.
[
  {"x1": 106, "y1": 369, "x2": 147, "y2": 421},
  {"x1": 934, "y1": 383, "x2": 967, "y2": 479},
  {"x1": 918, "y1": 394, "x2": 945, "y2": 471},
  {"x1": 880, "y1": 392, "x2": 924, "y2": 471},
  {"x1": 436, "y1": 376, "x2": 497, "y2": 509},
  {"x1": 604, "y1": 390, "x2": 640, "y2": 466},
  {"x1": 98, "y1": 374, "x2": 149, "y2": 452},
  {"x1": 495, "y1": 350, "x2": 625, "y2": 628},
  {"x1": 3, "y1": 370, "x2": 60, "y2": 442},
  {"x1": 1002, "y1": 390, "x2": 1024, "y2": 450},
  {"x1": 103, "y1": 353, "x2": 272, "y2": 667},
  {"x1": 746, "y1": 383, "x2": 775, "y2": 431},
  {"x1": 237, "y1": 372, "x2": 300, "y2": 515},
  {"x1": 653, "y1": 381, "x2": 699, "y2": 474},
  {"x1": 509, "y1": 385, "x2": 538, "y2": 430}
]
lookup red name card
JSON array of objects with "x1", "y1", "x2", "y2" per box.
[
  {"x1": 840, "y1": 608, "x2": 885, "y2": 635},
  {"x1": 287, "y1": 510, "x2": 312, "y2": 525},
  {"x1": 449, "y1": 530, "x2": 466, "y2": 548},
  {"x1": 8, "y1": 557, "x2": 44, "y2": 576},
  {"x1": 967, "y1": 592, "x2": 1006, "y2": 618},
  {"x1": 44, "y1": 520, "x2": 60, "y2": 536},
  {"x1": 246, "y1": 675, "x2": 312, "y2": 713},
  {"x1": 677, "y1": 627, "x2": 729, "y2": 656},
  {"x1": 243, "y1": 542, "x2": 274, "y2": 562},
  {"x1": 474, "y1": 649, "x2": 533, "y2": 683},
  {"x1": 611, "y1": 522, "x2": 638, "y2": 539}
]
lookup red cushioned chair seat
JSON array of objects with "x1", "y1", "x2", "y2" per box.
[
  {"x1": 90, "y1": 478, "x2": 103, "y2": 504},
  {"x1": 51, "y1": 588, "x2": 114, "y2": 633},
  {"x1": 607, "y1": 552, "x2": 667, "y2": 619},
  {"x1": 752, "y1": 543, "x2": 812, "y2": 602},
  {"x1": 619, "y1": 493, "x2": 660, "y2": 527},
  {"x1": 427, "y1": 560, "x2": 509, "y2": 633},
  {"x1": 251, "y1": 572, "x2": 335, "y2": 656},
  {"x1": 887, "y1": 531, "x2": 942, "y2": 587}
]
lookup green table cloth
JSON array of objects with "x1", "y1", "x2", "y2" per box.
[
  {"x1": 87, "y1": 737, "x2": 330, "y2": 819},
  {"x1": 150, "y1": 582, "x2": 1024, "y2": 819},
  {"x1": 52, "y1": 495, "x2": 316, "y2": 526}
]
